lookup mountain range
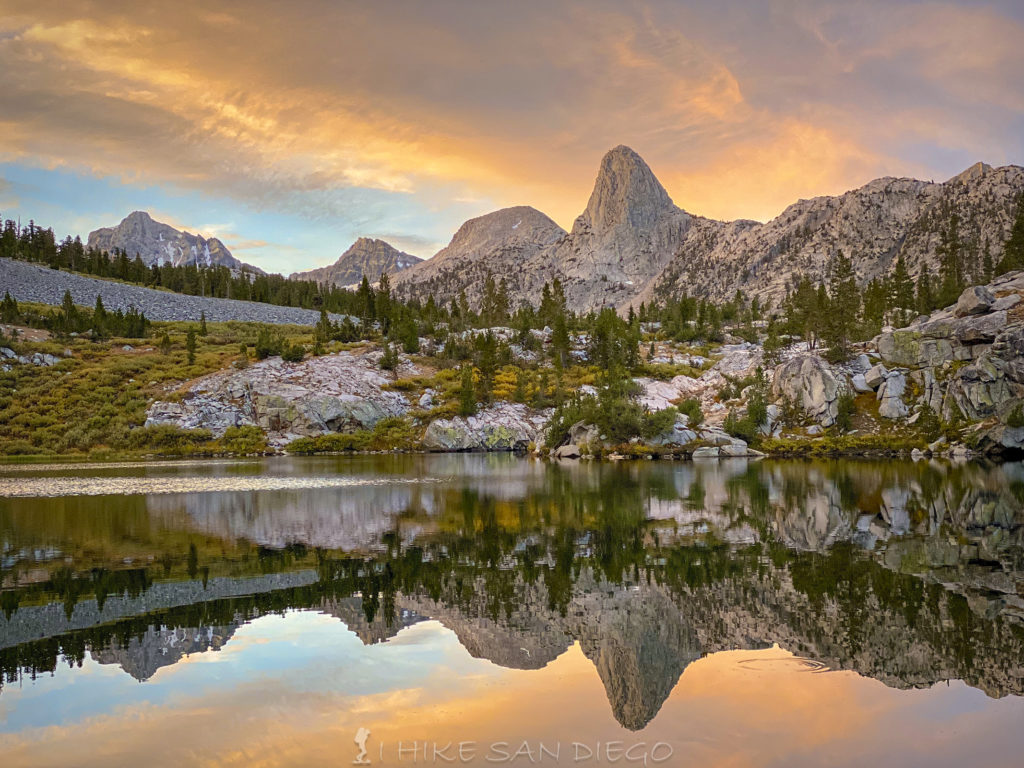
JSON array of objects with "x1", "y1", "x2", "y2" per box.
[
  {"x1": 89, "y1": 147, "x2": 1024, "y2": 312},
  {"x1": 389, "y1": 146, "x2": 1024, "y2": 312}
]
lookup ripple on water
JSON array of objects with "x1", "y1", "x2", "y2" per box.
[
  {"x1": 0, "y1": 459, "x2": 261, "y2": 474},
  {"x1": 735, "y1": 655, "x2": 832, "y2": 674},
  {"x1": 0, "y1": 475, "x2": 448, "y2": 498}
]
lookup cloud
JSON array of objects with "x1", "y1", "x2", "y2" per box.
[
  {"x1": 0, "y1": 0, "x2": 1020, "y2": 253},
  {"x1": 0, "y1": 177, "x2": 18, "y2": 209}
]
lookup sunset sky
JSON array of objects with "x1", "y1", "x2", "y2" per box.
[{"x1": 1, "y1": 0, "x2": 1023, "y2": 273}]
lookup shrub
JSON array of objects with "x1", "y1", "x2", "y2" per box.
[
  {"x1": 724, "y1": 407, "x2": 757, "y2": 443},
  {"x1": 367, "y1": 417, "x2": 420, "y2": 451},
  {"x1": 220, "y1": 426, "x2": 268, "y2": 454},
  {"x1": 281, "y1": 343, "x2": 305, "y2": 363},
  {"x1": 676, "y1": 397, "x2": 704, "y2": 427},
  {"x1": 128, "y1": 425, "x2": 214, "y2": 451},
  {"x1": 833, "y1": 390, "x2": 856, "y2": 434},
  {"x1": 379, "y1": 341, "x2": 399, "y2": 370},
  {"x1": 284, "y1": 418, "x2": 420, "y2": 454},
  {"x1": 1007, "y1": 403, "x2": 1024, "y2": 429},
  {"x1": 916, "y1": 403, "x2": 942, "y2": 441},
  {"x1": 546, "y1": 377, "x2": 677, "y2": 448},
  {"x1": 286, "y1": 433, "x2": 369, "y2": 454},
  {"x1": 254, "y1": 327, "x2": 284, "y2": 359}
]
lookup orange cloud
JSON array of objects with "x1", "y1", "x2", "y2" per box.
[{"x1": 0, "y1": 0, "x2": 1020, "y2": 251}]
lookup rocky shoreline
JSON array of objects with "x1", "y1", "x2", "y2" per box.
[{"x1": 137, "y1": 272, "x2": 1024, "y2": 461}]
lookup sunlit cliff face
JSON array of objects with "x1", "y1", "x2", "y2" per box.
[{"x1": 0, "y1": 0, "x2": 1022, "y2": 272}]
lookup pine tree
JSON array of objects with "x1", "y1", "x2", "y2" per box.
[
  {"x1": 981, "y1": 237, "x2": 994, "y2": 282},
  {"x1": 998, "y1": 194, "x2": 1024, "y2": 274},
  {"x1": 551, "y1": 312, "x2": 570, "y2": 367},
  {"x1": 357, "y1": 276, "x2": 375, "y2": 332},
  {"x1": 475, "y1": 331, "x2": 497, "y2": 404},
  {"x1": 59, "y1": 289, "x2": 79, "y2": 335},
  {"x1": 938, "y1": 213, "x2": 965, "y2": 306},
  {"x1": 888, "y1": 255, "x2": 915, "y2": 318},
  {"x1": 315, "y1": 308, "x2": 333, "y2": 345},
  {"x1": 784, "y1": 275, "x2": 826, "y2": 350},
  {"x1": 379, "y1": 340, "x2": 398, "y2": 370},
  {"x1": 160, "y1": 332, "x2": 172, "y2": 355},
  {"x1": 0, "y1": 291, "x2": 20, "y2": 323},
  {"x1": 916, "y1": 271, "x2": 935, "y2": 315},
  {"x1": 199, "y1": 311, "x2": 208, "y2": 336},
  {"x1": 513, "y1": 369, "x2": 528, "y2": 403},
  {"x1": 861, "y1": 278, "x2": 887, "y2": 337},
  {"x1": 377, "y1": 272, "x2": 393, "y2": 335},
  {"x1": 458, "y1": 364, "x2": 477, "y2": 416},
  {"x1": 92, "y1": 295, "x2": 108, "y2": 339},
  {"x1": 763, "y1": 320, "x2": 785, "y2": 367},
  {"x1": 823, "y1": 252, "x2": 859, "y2": 360},
  {"x1": 186, "y1": 328, "x2": 197, "y2": 365}
]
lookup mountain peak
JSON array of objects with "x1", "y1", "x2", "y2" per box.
[
  {"x1": 579, "y1": 145, "x2": 676, "y2": 234},
  {"x1": 948, "y1": 161, "x2": 992, "y2": 184},
  {"x1": 87, "y1": 212, "x2": 252, "y2": 271},
  {"x1": 290, "y1": 237, "x2": 421, "y2": 287}
]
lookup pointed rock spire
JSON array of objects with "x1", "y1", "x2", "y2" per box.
[{"x1": 578, "y1": 145, "x2": 677, "y2": 234}]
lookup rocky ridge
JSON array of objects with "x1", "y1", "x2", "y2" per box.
[
  {"x1": 87, "y1": 211, "x2": 257, "y2": 271},
  {"x1": 391, "y1": 206, "x2": 565, "y2": 307},
  {"x1": 389, "y1": 146, "x2": 1024, "y2": 314}
]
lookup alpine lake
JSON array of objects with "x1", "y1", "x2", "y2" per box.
[{"x1": 1, "y1": 454, "x2": 1023, "y2": 767}]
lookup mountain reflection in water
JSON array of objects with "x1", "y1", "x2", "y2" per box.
[{"x1": 1, "y1": 455, "x2": 1023, "y2": 743}]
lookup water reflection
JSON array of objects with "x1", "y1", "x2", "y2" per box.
[{"x1": 1, "y1": 455, "x2": 1023, "y2": 741}]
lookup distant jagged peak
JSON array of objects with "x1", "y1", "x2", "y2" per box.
[
  {"x1": 87, "y1": 211, "x2": 251, "y2": 271},
  {"x1": 290, "y1": 236, "x2": 421, "y2": 286},
  {"x1": 576, "y1": 145, "x2": 679, "y2": 234}
]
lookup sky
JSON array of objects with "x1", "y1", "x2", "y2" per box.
[{"x1": 0, "y1": 0, "x2": 1022, "y2": 274}]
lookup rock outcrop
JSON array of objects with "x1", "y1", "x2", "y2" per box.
[
  {"x1": 422, "y1": 403, "x2": 550, "y2": 452},
  {"x1": 88, "y1": 211, "x2": 257, "y2": 271},
  {"x1": 772, "y1": 354, "x2": 842, "y2": 426},
  {"x1": 872, "y1": 273, "x2": 1024, "y2": 452},
  {"x1": 289, "y1": 237, "x2": 421, "y2": 287},
  {"x1": 146, "y1": 349, "x2": 414, "y2": 447}
]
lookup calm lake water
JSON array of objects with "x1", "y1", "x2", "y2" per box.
[{"x1": 1, "y1": 455, "x2": 1023, "y2": 767}]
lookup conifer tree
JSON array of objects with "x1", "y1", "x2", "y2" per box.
[
  {"x1": 938, "y1": 213, "x2": 965, "y2": 306},
  {"x1": 823, "y1": 252, "x2": 859, "y2": 360},
  {"x1": 376, "y1": 272, "x2": 393, "y2": 335},
  {"x1": 551, "y1": 312, "x2": 570, "y2": 367},
  {"x1": 916, "y1": 271, "x2": 935, "y2": 314},
  {"x1": 998, "y1": 194, "x2": 1024, "y2": 274},
  {"x1": 93, "y1": 295, "x2": 108, "y2": 339},
  {"x1": 186, "y1": 327, "x2": 197, "y2": 364},
  {"x1": 458, "y1": 364, "x2": 477, "y2": 416},
  {"x1": 199, "y1": 311, "x2": 208, "y2": 336},
  {"x1": 889, "y1": 255, "x2": 915, "y2": 318},
  {"x1": 0, "y1": 291, "x2": 20, "y2": 323}
]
